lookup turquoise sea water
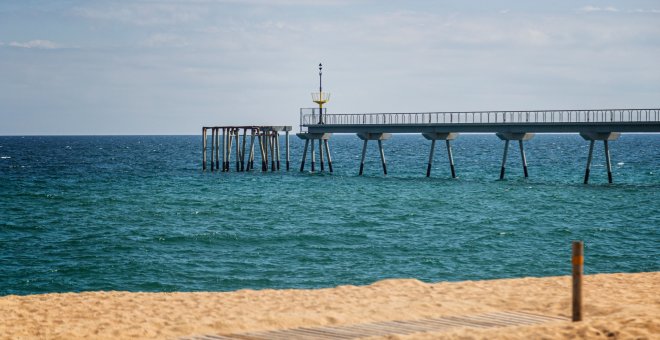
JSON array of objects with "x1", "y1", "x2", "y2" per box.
[{"x1": 0, "y1": 134, "x2": 658, "y2": 296}]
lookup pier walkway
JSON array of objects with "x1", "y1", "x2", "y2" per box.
[{"x1": 297, "y1": 108, "x2": 660, "y2": 183}]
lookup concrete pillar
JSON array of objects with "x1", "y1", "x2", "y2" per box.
[
  {"x1": 584, "y1": 140, "x2": 595, "y2": 184},
  {"x1": 226, "y1": 129, "x2": 233, "y2": 172},
  {"x1": 210, "y1": 128, "x2": 215, "y2": 171},
  {"x1": 248, "y1": 129, "x2": 256, "y2": 171},
  {"x1": 446, "y1": 140, "x2": 456, "y2": 178},
  {"x1": 241, "y1": 128, "x2": 247, "y2": 171},
  {"x1": 216, "y1": 128, "x2": 221, "y2": 171},
  {"x1": 580, "y1": 132, "x2": 620, "y2": 184},
  {"x1": 275, "y1": 132, "x2": 281, "y2": 171},
  {"x1": 257, "y1": 132, "x2": 266, "y2": 171},
  {"x1": 359, "y1": 139, "x2": 368, "y2": 176},
  {"x1": 500, "y1": 140, "x2": 509, "y2": 180},
  {"x1": 519, "y1": 140, "x2": 529, "y2": 178},
  {"x1": 319, "y1": 139, "x2": 325, "y2": 171},
  {"x1": 422, "y1": 132, "x2": 458, "y2": 178},
  {"x1": 426, "y1": 139, "x2": 436, "y2": 177},
  {"x1": 378, "y1": 140, "x2": 387, "y2": 175},
  {"x1": 311, "y1": 137, "x2": 316, "y2": 172},
  {"x1": 324, "y1": 139, "x2": 333, "y2": 173},
  {"x1": 285, "y1": 131, "x2": 290, "y2": 171},
  {"x1": 300, "y1": 139, "x2": 309, "y2": 172},
  {"x1": 270, "y1": 133, "x2": 276, "y2": 172},
  {"x1": 235, "y1": 129, "x2": 240, "y2": 172},
  {"x1": 202, "y1": 127, "x2": 207, "y2": 171},
  {"x1": 604, "y1": 140, "x2": 613, "y2": 183}
]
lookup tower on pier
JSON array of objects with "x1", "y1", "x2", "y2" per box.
[{"x1": 312, "y1": 63, "x2": 330, "y2": 124}]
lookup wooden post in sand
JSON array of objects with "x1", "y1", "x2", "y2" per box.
[{"x1": 572, "y1": 240, "x2": 584, "y2": 322}]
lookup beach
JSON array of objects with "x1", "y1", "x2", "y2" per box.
[{"x1": 1, "y1": 272, "x2": 657, "y2": 339}]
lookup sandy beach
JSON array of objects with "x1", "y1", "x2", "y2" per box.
[{"x1": 1, "y1": 272, "x2": 658, "y2": 339}]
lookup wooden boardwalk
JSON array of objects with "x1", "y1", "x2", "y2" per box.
[{"x1": 182, "y1": 311, "x2": 568, "y2": 340}]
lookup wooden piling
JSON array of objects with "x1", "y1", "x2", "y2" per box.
[
  {"x1": 359, "y1": 139, "x2": 368, "y2": 176},
  {"x1": 572, "y1": 241, "x2": 584, "y2": 322},
  {"x1": 500, "y1": 140, "x2": 509, "y2": 180},
  {"x1": 584, "y1": 140, "x2": 595, "y2": 184},
  {"x1": 427, "y1": 139, "x2": 436, "y2": 177},
  {"x1": 446, "y1": 140, "x2": 456, "y2": 178},
  {"x1": 604, "y1": 140, "x2": 613, "y2": 183},
  {"x1": 519, "y1": 140, "x2": 529, "y2": 178}
]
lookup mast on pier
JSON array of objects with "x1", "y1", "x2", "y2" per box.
[{"x1": 312, "y1": 63, "x2": 330, "y2": 124}]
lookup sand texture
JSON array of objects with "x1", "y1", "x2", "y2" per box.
[{"x1": 1, "y1": 272, "x2": 658, "y2": 339}]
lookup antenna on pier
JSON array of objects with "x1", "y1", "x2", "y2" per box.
[{"x1": 312, "y1": 62, "x2": 330, "y2": 124}]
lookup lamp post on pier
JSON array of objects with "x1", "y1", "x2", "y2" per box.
[{"x1": 312, "y1": 63, "x2": 330, "y2": 124}]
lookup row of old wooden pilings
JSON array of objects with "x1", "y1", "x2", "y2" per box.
[{"x1": 202, "y1": 126, "x2": 291, "y2": 172}]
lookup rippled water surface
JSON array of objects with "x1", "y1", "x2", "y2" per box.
[{"x1": 1, "y1": 134, "x2": 658, "y2": 295}]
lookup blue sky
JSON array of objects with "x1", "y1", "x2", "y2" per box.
[{"x1": 1, "y1": 0, "x2": 659, "y2": 134}]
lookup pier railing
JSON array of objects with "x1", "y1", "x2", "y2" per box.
[{"x1": 300, "y1": 108, "x2": 660, "y2": 131}]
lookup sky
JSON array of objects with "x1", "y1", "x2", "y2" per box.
[{"x1": 0, "y1": 0, "x2": 659, "y2": 135}]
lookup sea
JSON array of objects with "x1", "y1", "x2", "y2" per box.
[{"x1": 1, "y1": 134, "x2": 658, "y2": 296}]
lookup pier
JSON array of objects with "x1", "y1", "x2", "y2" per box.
[
  {"x1": 202, "y1": 126, "x2": 292, "y2": 172},
  {"x1": 297, "y1": 108, "x2": 660, "y2": 183}
]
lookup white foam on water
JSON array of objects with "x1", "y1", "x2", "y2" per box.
[
  {"x1": 0, "y1": 156, "x2": 10, "y2": 159},
  {"x1": 617, "y1": 162, "x2": 624, "y2": 166}
]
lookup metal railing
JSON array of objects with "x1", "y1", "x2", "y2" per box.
[{"x1": 300, "y1": 108, "x2": 660, "y2": 130}]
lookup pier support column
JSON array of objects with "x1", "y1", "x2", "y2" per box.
[
  {"x1": 241, "y1": 128, "x2": 247, "y2": 171},
  {"x1": 310, "y1": 136, "x2": 316, "y2": 172},
  {"x1": 359, "y1": 140, "x2": 368, "y2": 176},
  {"x1": 319, "y1": 139, "x2": 325, "y2": 172},
  {"x1": 270, "y1": 133, "x2": 276, "y2": 172},
  {"x1": 426, "y1": 139, "x2": 436, "y2": 177},
  {"x1": 519, "y1": 140, "x2": 528, "y2": 178},
  {"x1": 211, "y1": 128, "x2": 216, "y2": 171},
  {"x1": 275, "y1": 132, "x2": 281, "y2": 171},
  {"x1": 202, "y1": 128, "x2": 207, "y2": 171},
  {"x1": 378, "y1": 140, "x2": 387, "y2": 175},
  {"x1": 258, "y1": 132, "x2": 266, "y2": 171},
  {"x1": 580, "y1": 132, "x2": 620, "y2": 184},
  {"x1": 500, "y1": 140, "x2": 509, "y2": 180},
  {"x1": 296, "y1": 133, "x2": 331, "y2": 173},
  {"x1": 300, "y1": 139, "x2": 309, "y2": 172},
  {"x1": 235, "y1": 129, "x2": 240, "y2": 172},
  {"x1": 446, "y1": 140, "x2": 456, "y2": 178},
  {"x1": 286, "y1": 131, "x2": 290, "y2": 171},
  {"x1": 324, "y1": 140, "x2": 333, "y2": 173},
  {"x1": 584, "y1": 140, "x2": 595, "y2": 184},
  {"x1": 496, "y1": 132, "x2": 535, "y2": 180},
  {"x1": 357, "y1": 132, "x2": 392, "y2": 176},
  {"x1": 248, "y1": 130, "x2": 256, "y2": 171},
  {"x1": 422, "y1": 133, "x2": 459, "y2": 178},
  {"x1": 604, "y1": 140, "x2": 613, "y2": 184},
  {"x1": 216, "y1": 128, "x2": 222, "y2": 171}
]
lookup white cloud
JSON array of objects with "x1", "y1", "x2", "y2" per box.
[
  {"x1": 73, "y1": 3, "x2": 206, "y2": 26},
  {"x1": 144, "y1": 33, "x2": 191, "y2": 47},
  {"x1": 579, "y1": 6, "x2": 619, "y2": 13},
  {"x1": 629, "y1": 8, "x2": 660, "y2": 14},
  {"x1": 499, "y1": 9, "x2": 510, "y2": 15},
  {"x1": 8, "y1": 40, "x2": 60, "y2": 49}
]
